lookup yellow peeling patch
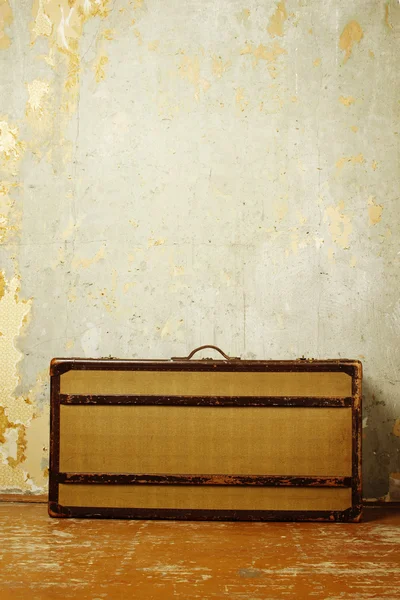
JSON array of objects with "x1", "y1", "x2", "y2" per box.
[
  {"x1": 38, "y1": 47, "x2": 57, "y2": 68},
  {"x1": 393, "y1": 419, "x2": 400, "y2": 437},
  {"x1": 240, "y1": 41, "x2": 286, "y2": 79},
  {"x1": 371, "y1": 160, "x2": 378, "y2": 171},
  {"x1": 148, "y1": 237, "x2": 165, "y2": 248},
  {"x1": 72, "y1": 246, "x2": 106, "y2": 269},
  {"x1": 131, "y1": 0, "x2": 145, "y2": 10},
  {"x1": 0, "y1": 0, "x2": 13, "y2": 50},
  {"x1": 368, "y1": 197, "x2": 383, "y2": 225},
  {"x1": 0, "y1": 270, "x2": 5, "y2": 300},
  {"x1": 0, "y1": 462, "x2": 29, "y2": 490},
  {"x1": 97, "y1": 268, "x2": 118, "y2": 313},
  {"x1": 385, "y1": 2, "x2": 393, "y2": 30},
  {"x1": 0, "y1": 119, "x2": 26, "y2": 176},
  {"x1": 178, "y1": 54, "x2": 210, "y2": 100},
  {"x1": 324, "y1": 202, "x2": 352, "y2": 249},
  {"x1": 351, "y1": 125, "x2": 358, "y2": 133},
  {"x1": 369, "y1": 49, "x2": 375, "y2": 59},
  {"x1": 62, "y1": 216, "x2": 80, "y2": 239},
  {"x1": 313, "y1": 58, "x2": 321, "y2": 67},
  {"x1": 236, "y1": 87, "x2": 248, "y2": 112},
  {"x1": 132, "y1": 28, "x2": 142, "y2": 45},
  {"x1": 20, "y1": 401, "x2": 49, "y2": 490},
  {"x1": 25, "y1": 79, "x2": 54, "y2": 158},
  {"x1": 0, "y1": 405, "x2": 11, "y2": 443},
  {"x1": 33, "y1": 0, "x2": 111, "y2": 42},
  {"x1": 31, "y1": 0, "x2": 111, "y2": 115},
  {"x1": 26, "y1": 79, "x2": 51, "y2": 113},
  {"x1": 102, "y1": 28, "x2": 115, "y2": 41},
  {"x1": 148, "y1": 39, "x2": 159, "y2": 51},
  {"x1": 160, "y1": 317, "x2": 184, "y2": 340},
  {"x1": 212, "y1": 55, "x2": 231, "y2": 78},
  {"x1": 335, "y1": 153, "x2": 364, "y2": 170},
  {"x1": 339, "y1": 20, "x2": 363, "y2": 64},
  {"x1": 0, "y1": 370, "x2": 48, "y2": 490},
  {"x1": 171, "y1": 265, "x2": 185, "y2": 277},
  {"x1": 274, "y1": 199, "x2": 288, "y2": 221},
  {"x1": 0, "y1": 182, "x2": 20, "y2": 244},
  {"x1": 237, "y1": 8, "x2": 250, "y2": 25},
  {"x1": 267, "y1": 1, "x2": 287, "y2": 38},
  {"x1": 0, "y1": 273, "x2": 33, "y2": 425},
  {"x1": 93, "y1": 53, "x2": 109, "y2": 82},
  {"x1": 31, "y1": 1, "x2": 52, "y2": 38},
  {"x1": 339, "y1": 96, "x2": 356, "y2": 107},
  {"x1": 32, "y1": 1, "x2": 80, "y2": 48}
]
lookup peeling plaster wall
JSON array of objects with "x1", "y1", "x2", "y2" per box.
[{"x1": 0, "y1": 0, "x2": 399, "y2": 499}]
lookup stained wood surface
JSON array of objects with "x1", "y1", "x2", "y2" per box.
[{"x1": 0, "y1": 503, "x2": 399, "y2": 599}]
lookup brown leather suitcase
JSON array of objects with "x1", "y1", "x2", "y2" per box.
[{"x1": 49, "y1": 346, "x2": 362, "y2": 521}]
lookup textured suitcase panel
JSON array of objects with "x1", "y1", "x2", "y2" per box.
[
  {"x1": 59, "y1": 405, "x2": 352, "y2": 475},
  {"x1": 59, "y1": 369, "x2": 353, "y2": 397},
  {"x1": 58, "y1": 485, "x2": 353, "y2": 512},
  {"x1": 49, "y1": 350, "x2": 362, "y2": 521}
]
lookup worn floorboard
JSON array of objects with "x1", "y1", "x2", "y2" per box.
[{"x1": 0, "y1": 504, "x2": 399, "y2": 599}]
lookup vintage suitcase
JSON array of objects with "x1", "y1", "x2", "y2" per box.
[{"x1": 49, "y1": 346, "x2": 362, "y2": 522}]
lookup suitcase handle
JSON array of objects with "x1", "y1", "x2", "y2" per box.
[{"x1": 171, "y1": 345, "x2": 240, "y2": 361}]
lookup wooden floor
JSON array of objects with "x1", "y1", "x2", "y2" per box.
[{"x1": 0, "y1": 504, "x2": 399, "y2": 599}]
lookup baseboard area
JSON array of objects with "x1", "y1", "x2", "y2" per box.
[
  {"x1": 0, "y1": 494, "x2": 48, "y2": 504},
  {"x1": 363, "y1": 500, "x2": 400, "y2": 508}
]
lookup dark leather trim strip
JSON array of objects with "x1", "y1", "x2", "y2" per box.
[
  {"x1": 49, "y1": 504, "x2": 362, "y2": 522},
  {"x1": 49, "y1": 374, "x2": 60, "y2": 505},
  {"x1": 59, "y1": 394, "x2": 353, "y2": 407},
  {"x1": 51, "y1": 358, "x2": 360, "y2": 376},
  {"x1": 57, "y1": 473, "x2": 353, "y2": 487},
  {"x1": 351, "y1": 368, "x2": 363, "y2": 509}
]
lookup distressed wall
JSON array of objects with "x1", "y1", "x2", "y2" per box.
[{"x1": 0, "y1": 0, "x2": 399, "y2": 499}]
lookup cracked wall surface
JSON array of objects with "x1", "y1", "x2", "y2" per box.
[{"x1": 0, "y1": 0, "x2": 399, "y2": 499}]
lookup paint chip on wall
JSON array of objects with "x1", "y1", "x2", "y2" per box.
[
  {"x1": 324, "y1": 202, "x2": 352, "y2": 249},
  {"x1": 336, "y1": 154, "x2": 364, "y2": 170},
  {"x1": 368, "y1": 197, "x2": 383, "y2": 225},
  {"x1": 0, "y1": 0, "x2": 13, "y2": 49},
  {"x1": 26, "y1": 79, "x2": 51, "y2": 113},
  {"x1": 240, "y1": 41, "x2": 286, "y2": 79},
  {"x1": 267, "y1": 1, "x2": 287, "y2": 38},
  {"x1": 0, "y1": 119, "x2": 26, "y2": 176},
  {"x1": 339, "y1": 96, "x2": 356, "y2": 107},
  {"x1": 339, "y1": 21, "x2": 363, "y2": 63},
  {"x1": 0, "y1": 273, "x2": 33, "y2": 426},
  {"x1": 93, "y1": 53, "x2": 109, "y2": 82}
]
